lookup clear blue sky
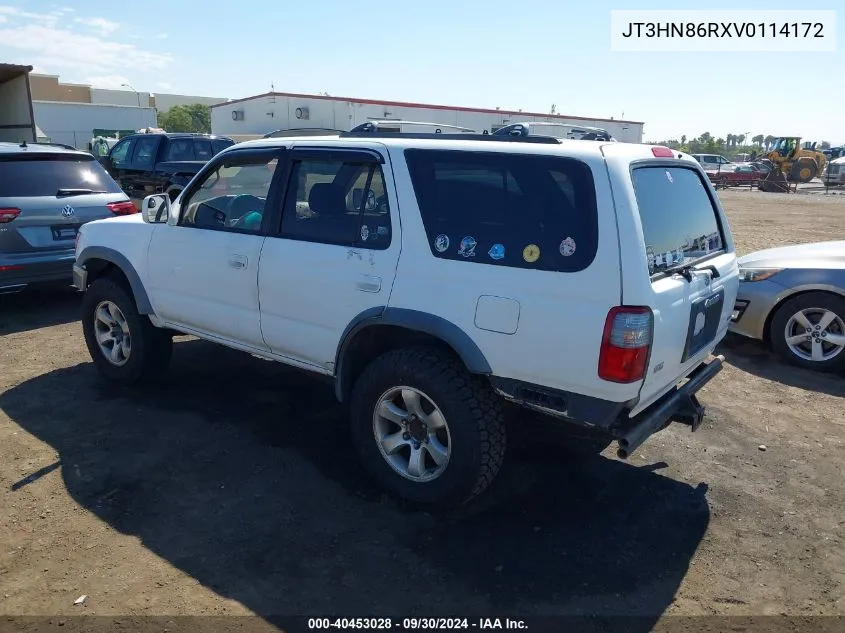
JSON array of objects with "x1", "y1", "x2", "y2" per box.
[{"x1": 0, "y1": 0, "x2": 841, "y2": 143}]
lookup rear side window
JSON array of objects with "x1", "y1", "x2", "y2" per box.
[
  {"x1": 132, "y1": 137, "x2": 159, "y2": 169},
  {"x1": 212, "y1": 139, "x2": 234, "y2": 155},
  {"x1": 194, "y1": 140, "x2": 213, "y2": 161},
  {"x1": 0, "y1": 156, "x2": 123, "y2": 197},
  {"x1": 631, "y1": 166, "x2": 724, "y2": 276},
  {"x1": 405, "y1": 149, "x2": 598, "y2": 272},
  {"x1": 165, "y1": 139, "x2": 195, "y2": 161}
]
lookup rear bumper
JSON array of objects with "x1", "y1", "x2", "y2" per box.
[
  {"x1": 0, "y1": 249, "x2": 76, "y2": 291},
  {"x1": 612, "y1": 355, "x2": 724, "y2": 459},
  {"x1": 490, "y1": 354, "x2": 724, "y2": 457}
]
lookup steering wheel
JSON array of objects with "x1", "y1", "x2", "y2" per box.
[{"x1": 226, "y1": 194, "x2": 265, "y2": 229}]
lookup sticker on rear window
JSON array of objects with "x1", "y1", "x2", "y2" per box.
[
  {"x1": 522, "y1": 244, "x2": 540, "y2": 263},
  {"x1": 360, "y1": 225, "x2": 370, "y2": 242},
  {"x1": 458, "y1": 236, "x2": 477, "y2": 258},
  {"x1": 665, "y1": 170, "x2": 674, "y2": 183},
  {"x1": 488, "y1": 244, "x2": 505, "y2": 260},
  {"x1": 559, "y1": 237, "x2": 576, "y2": 257},
  {"x1": 434, "y1": 234, "x2": 450, "y2": 253}
]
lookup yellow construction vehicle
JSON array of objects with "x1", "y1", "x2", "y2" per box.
[{"x1": 758, "y1": 137, "x2": 827, "y2": 192}]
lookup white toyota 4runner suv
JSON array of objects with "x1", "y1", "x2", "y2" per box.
[{"x1": 73, "y1": 130, "x2": 739, "y2": 507}]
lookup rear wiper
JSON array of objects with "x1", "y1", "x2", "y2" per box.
[
  {"x1": 668, "y1": 263, "x2": 721, "y2": 282},
  {"x1": 56, "y1": 188, "x2": 108, "y2": 197}
]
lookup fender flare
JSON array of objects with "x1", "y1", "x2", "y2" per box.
[
  {"x1": 76, "y1": 245, "x2": 154, "y2": 314},
  {"x1": 334, "y1": 307, "x2": 492, "y2": 402}
]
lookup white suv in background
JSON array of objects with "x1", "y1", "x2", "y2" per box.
[
  {"x1": 691, "y1": 153, "x2": 733, "y2": 171},
  {"x1": 72, "y1": 130, "x2": 739, "y2": 507}
]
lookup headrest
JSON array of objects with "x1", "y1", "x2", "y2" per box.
[{"x1": 308, "y1": 183, "x2": 346, "y2": 216}]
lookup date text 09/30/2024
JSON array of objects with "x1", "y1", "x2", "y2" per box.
[{"x1": 307, "y1": 618, "x2": 528, "y2": 630}]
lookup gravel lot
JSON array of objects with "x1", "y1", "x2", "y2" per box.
[{"x1": 1, "y1": 190, "x2": 843, "y2": 625}]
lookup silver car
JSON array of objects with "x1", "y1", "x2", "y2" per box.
[
  {"x1": 729, "y1": 241, "x2": 845, "y2": 371},
  {"x1": 0, "y1": 142, "x2": 135, "y2": 293}
]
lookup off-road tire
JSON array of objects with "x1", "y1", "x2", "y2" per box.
[
  {"x1": 349, "y1": 346, "x2": 506, "y2": 507},
  {"x1": 789, "y1": 158, "x2": 817, "y2": 183},
  {"x1": 81, "y1": 277, "x2": 173, "y2": 385},
  {"x1": 770, "y1": 291, "x2": 845, "y2": 372}
]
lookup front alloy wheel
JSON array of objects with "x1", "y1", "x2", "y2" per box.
[
  {"x1": 771, "y1": 292, "x2": 845, "y2": 372},
  {"x1": 783, "y1": 307, "x2": 845, "y2": 363},
  {"x1": 93, "y1": 300, "x2": 132, "y2": 366}
]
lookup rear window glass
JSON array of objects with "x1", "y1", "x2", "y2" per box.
[
  {"x1": 0, "y1": 156, "x2": 123, "y2": 197},
  {"x1": 631, "y1": 166, "x2": 724, "y2": 276},
  {"x1": 404, "y1": 149, "x2": 599, "y2": 272}
]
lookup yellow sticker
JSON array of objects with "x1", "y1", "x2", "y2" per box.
[{"x1": 522, "y1": 244, "x2": 540, "y2": 263}]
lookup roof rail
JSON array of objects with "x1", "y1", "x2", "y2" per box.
[
  {"x1": 339, "y1": 130, "x2": 561, "y2": 144},
  {"x1": 262, "y1": 127, "x2": 343, "y2": 138},
  {"x1": 493, "y1": 122, "x2": 616, "y2": 142},
  {"x1": 351, "y1": 120, "x2": 477, "y2": 133},
  {"x1": 31, "y1": 141, "x2": 81, "y2": 151}
]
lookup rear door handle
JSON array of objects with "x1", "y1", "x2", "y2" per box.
[
  {"x1": 356, "y1": 274, "x2": 382, "y2": 293},
  {"x1": 229, "y1": 255, "x2": 248, "y2": 269}
]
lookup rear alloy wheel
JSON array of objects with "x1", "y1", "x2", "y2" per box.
[
  {"x1": 349, "y1": 346, "x2": 506, "y2": 507},
  {"x1": 373, "y1": 386, "x2": 452, "y2": 483},
  {"x1": 771, "y1": 292, "x2": 845, "y2": 372}
]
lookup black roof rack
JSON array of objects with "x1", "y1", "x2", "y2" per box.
[{"x1": 339, "y1": 130, "x2": 561, "y2": 144}]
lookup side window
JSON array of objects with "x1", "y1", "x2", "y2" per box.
[
  {"x1": 212, "y1": 139, "x2": 234, "y2": 155},
  {"x1": 194, "y1": 140, "x2": 213, "y2": 161},
  {"x1": 110, "y1": 138, "x2": 135, "y2": 168},
  {"x1": 131, "y1": 137, "x2": 159, "y2": 170},
  {"x1": 179, "y1": 154, "x2": 278, "y2": 234},
  {"x1": 404, "y1": 149, "x2": 598, "y2": 272},
  {"x1": 279, "y1": 157, "x2": 391, "y2": 249},
  {"x1": 165, "y1": 139, "x2": 194, "y2": 161}
]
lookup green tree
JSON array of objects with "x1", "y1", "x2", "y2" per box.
[
  {"x1": 752, "y1": 134, "x2": 764, "y2": 147},
  {"x1": 157, "y1": 103, "x2": 212, "y2": 133},
  {"x1": 820, "y1": 140, "x2": 831, "y2": 150}
]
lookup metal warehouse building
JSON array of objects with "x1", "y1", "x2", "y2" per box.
[{"x1": 211, "y1": 92, "x2": 644, "y2": 143}]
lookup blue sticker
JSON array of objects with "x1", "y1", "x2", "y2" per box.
[
  {"x1": 377, "y1": 225, "x2": 388, "y2": 236},
  {"x1": 434, "y1": 234, "x2": 450, "y2": 253},
  {"x1": 488, "y1": 244, "x2": 505, "y2": 260},
  {"x1": 458, "y1": 236, "x2": 477, "y2": 258}
]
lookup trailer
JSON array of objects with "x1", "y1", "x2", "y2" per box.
[{"x1": 0, "y1": 63, "x2": 36, "y2": 144}]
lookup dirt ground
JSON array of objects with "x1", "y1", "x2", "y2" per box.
[{"x1": 1, "y1": 189, "x2": 844, "y2": 627}]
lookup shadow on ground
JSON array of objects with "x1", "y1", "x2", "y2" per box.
[
  {"x1": 0, "y1": 284, "x2": 81, "y2": 335},
  {"x1": 718, "y1": 333, "x2": 845, "y2": 398},
  {"x1": 1, "y1": 339, "x2": 710, "y2": 625}
]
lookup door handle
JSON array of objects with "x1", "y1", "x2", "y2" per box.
[
  {"x1": 356, "y1": 274, "x2": 382, "y2": 293},
  {"x1": 229, "y1": 255, "x2": 248, "y2": 269}
]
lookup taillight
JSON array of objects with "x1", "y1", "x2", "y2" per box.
[
  {"x1": 598, "y1": 306, "x2": 653, "y2": 383},
  {"x1": 651, "y1": 146, "x2": 675, "y2": 158},
  {"x1": 0, "y1": 208, "x2": 21, "y2": 223},
  {"x1": 107, "y1": 201, "x2": 137, "y2": 215}
]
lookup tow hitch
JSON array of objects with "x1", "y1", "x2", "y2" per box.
[
  {"x1": 674, "y1": 393, "x2": 705, "y2": 432},
  {"x1": 615, "y1": 355, "x2": 724, "y2": 459}
]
